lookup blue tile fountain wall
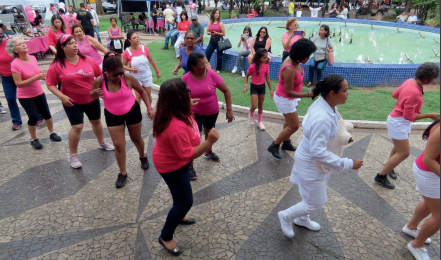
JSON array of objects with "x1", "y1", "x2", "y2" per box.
[{"x1": 201, "y1": 17, "x2": 440, "y2": 87}]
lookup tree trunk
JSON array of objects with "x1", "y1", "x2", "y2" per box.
[
  {"x1": 368, "y1": 0, "x2": 374, "y2": 10},
  {"x1": 95, "y1": 0, "x2": 105, "y2": 15},
  {"x1": 404, "y1": 1, "x2": 413, "y2": 13}
]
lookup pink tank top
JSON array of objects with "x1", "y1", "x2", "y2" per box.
[
  {"x1": 209, "y1": 22, "x2": 222, "y2": 37},
  {"x1": 78, "y1": 36, "x2": 103, "y2": 66},
  {"x1": 110, "y1": 26, "x2": 120, "y2": 36},
  {"x1": 416, "y1": 123, "x2": 440, "y2": 172},
  {"x1": 102, "y1": 75, "x2": 136, "y2": 116},
  {"x1": 275, "y1": 64, "x2": 304, "y2": 100}
]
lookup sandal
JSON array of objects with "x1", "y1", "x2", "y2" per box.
[{"x1": 306, "y1": 82, "x2": 313, "y2": 87}]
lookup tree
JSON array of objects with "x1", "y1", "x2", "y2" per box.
[{"x1": 95, "y1": 0, "x2": 105, "y2": 15}]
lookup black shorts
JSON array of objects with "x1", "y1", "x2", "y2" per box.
[
  {"x1": 63, "y1": 99, "x2": 101, "y2": 126},
  {"x1": 250, "y1": 83, "x2": 266, "y2": 95},
  {"x1": 18, "y1": 93, "x2": 51, "y2": 126},
  {"x1": 194, "y1": 111, "x2": 219, "y2": 132},
  {"x1": 105, "y1": 101, "x2": 142, "y2": 127}
]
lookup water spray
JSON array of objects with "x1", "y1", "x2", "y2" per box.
[
  {"x1": 350, "y1": 33, "x2": 353, "y2": 44},
  {"x1": 367, "y1": 55, "x2": 373, "y2": 64},
  {"x1": 333, "y1": 28, "x2": 336, "y2": 37},
  {"x1": 397, "y1": 28, "x2": 400, "y2": 33},
  {"x1": 419, "y1": 32, "x2": 425, "y2": 39},
  {"x1": 279, "y1": 50, "x2": 283, "y2": 57},
  {"x1": 345, "y1": 22, "x2": 347, "y2": 27},
  {"x1": 434, "y1": 38, "x2": 440, "y2": 44},
  {"x1": 405, "y1": 53, "x2": 413, "y2": 64},
  {"x1": 267, "y1": 21, "x2": 272, "y2": 25},
  {"x1": 433, "y1": 49, "x2": 439, "y2": 57},
  {"x1": 371, "y1": 25, "x2": 374, "y2": 30}
]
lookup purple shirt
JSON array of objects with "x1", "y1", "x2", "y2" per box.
[{"x1": 180, "y1": 45, "x2": 205, "y2": 74}]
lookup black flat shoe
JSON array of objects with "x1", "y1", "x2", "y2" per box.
[
  {"x1": 180, "y1": 218, "x2": 196, "y2": 225},
  {"x1": 389, "y1": 169, "x2": 398, "y2": 179},
  {"x1": 158, "y1": 237, "x2": 182, "y2": 256}
]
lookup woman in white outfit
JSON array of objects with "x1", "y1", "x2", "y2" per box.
[
  {"x1": 122, "y1": 31, "x2": 161, "y2": 105},
  {"x1": 277, "y1": 75, "x2": 364, "y2": 238}
]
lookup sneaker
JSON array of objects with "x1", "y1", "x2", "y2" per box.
[
  {"x1": 232, "y1": 66, "x2": 238, "y2": 73},
  {"x1": 407, "y1": 242, "x2": 430, "y2": 260},
  {"x1": 268, "y1": 142, "x2": 282, "y2": 159},
  {"x1": 68, "y1": 154, "x2": 82, "y2": 169},
  {"x1": 161, "y1": 47, "x2": 169, "y2": 50},
  {"x1": 98, "y1": 141, "x2": 115, "y2": 151},
  {"x1": 281, "y1": 140, "x2": 297, "y2": 151},
  {"x1": 115, "y1": 173, "x2": 128, "y2": 189},
  {"x1": 204, "y1": 151, "x2": 220, "y2": 162},
  {"x1": 374, "y1": 173, "x2": 395, "y2": 189},
  {"x1": 249, "y1": 115, "x2": 255, "y2": 125},
  {"x1": 294, "y1": 216, "x2": 321, "y2": 231},
  {"x1": 403, "y1": 224, "x2": 432, "y2": 244},
  {"x1": 154, "y1": 33, "x2": 159, "y2": 36},
  {"x1": 37, "y1": 120, "x2": 44, "y2": 126},
  {"x1": 30, "y1": 139, "x2": 43, "y2": 149},
  {"x1": 0, "y1": 106, "x2": 6, "y2": 114},
  {"x1": 241, "y1": 71, "x2": 246, "y2": 78},
  {"x1": 50, "y1": 133, "x2": 62, "y2": 142},
  {"x1": 257, "y1": 122, "x2": 265, "y2": 131},
  {"x1": 278, "y1": 211, "x2": 295, "y2": 238},
  {"x1": 12, "y1": 124, "x2": 21, "y2": 130},
  {"x1": 140, "y1": 155, "x2": 149, "y2": 170},
  {"x1": 389, "y1": 169, "x2": 398, "y2": 179},
  {"x1": 216, "y1": 70, "x2": 221, "y2": 74},
  {"x1": 190, "y1": 165, "x2": 197, "y2": 180}
]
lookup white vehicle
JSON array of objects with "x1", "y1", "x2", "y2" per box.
[{"x1": 102, "y1": 0, "x2": 117, "y2": 13}]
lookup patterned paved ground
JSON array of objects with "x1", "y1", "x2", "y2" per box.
[{"x1": 0, "y1": 35, "x2": 439, "y2": 260}]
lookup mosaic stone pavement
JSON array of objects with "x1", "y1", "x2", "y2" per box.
[{"x1": 0, "y1": 35, "x2": 440, "y2": 260}]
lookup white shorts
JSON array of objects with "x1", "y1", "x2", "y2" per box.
[
  {"x1": 130, "y1": 71, "x2": 153, "y2": 87},
  {"x1": 274, "y1": 94, "x2": 300, "y2": 114},
  {"x1": 413, "y1": 162, "x2": 440, "y2": 199},
  {"x1": 387, "y1": 115, "x2": 412, "y2": 140}
]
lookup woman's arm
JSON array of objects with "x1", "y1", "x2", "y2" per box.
[
  {"x1": 218, "y1": 82, "x2": 235, "y2": 122},
  {"x1": 126, "y1": 73, "x2": 155, "y2": 119},
  {"x1": 251, "y1": 37, "x2": 257, "y2": 54},
  {"x1": 282, "y1": 67, "x2": 312, "y2": 98},
  {"x1": 108, "y1": 28, "x2": 118, "y2": 40},
  {"x1": 265, "y1": 38, "x2": 272, "y2": 51},
  {"x1": 192, "y1": 129, "x2": 219, "y2": 159},
  {"x1": 237, "y1": 37, "x2": 243, "y2": 48},
  {"x1": 244, "y1": 38, "x2": 251, "y2": 50},
  {"x1": 415, "y1": 113, "x2": 440, "y2": 121},
  {"x1": 147, "y1": 52, "x2": 162, "y2": 79},
  {"x1": 423, "y1": 125, "x2": 440, "y2": 176},
  {"x1": 173, "y1": 57, "x2": 182, "y2": 75},
  {"x1": 207, "y1": 22, "x2": 212, "y2": 35},
  {"x1": 47, "y1": 85, "x2": 74, "y2": 107},
  {"x1": 88, "y1": 36, "x2": 107, "y2": 54},
  {"x1": 12, "y1": 71, "x2": 45, "y2": 88},
  {"x1": 90, "y1": 77, "x2": 104, "y2": 99},
  {"x1": 122, "y1": 57, "x2": 136, "y2": 72},
  {"x1": 118, "y1": 27, "x2": 124, "y2": 39},
  {"x1": 219, "y1": 22, "x2": 226, "y2": 37},
  {"x1": 266, "y1": 73, "x2": 273, "y2": 97}
]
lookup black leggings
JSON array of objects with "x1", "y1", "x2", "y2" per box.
[
  {"x1": 18, "y1": 94, "x2": 51, "y2": 126},
  {"x1": 152, "y1": 18, "x2": 157, "y2": 32}
]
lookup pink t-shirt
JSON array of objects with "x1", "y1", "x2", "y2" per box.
[
  {"x1": 78, "y1": 36, "x2": 103, "y2": 66},
  {"x1": 11, "y1": 56, "x2": 44, "y2": 99},
  {"x1": 122, "y1": 45, "x2": 150, "y2": 67},
  {"x1": 275, "y1": 64, "x2": 304, "y2": 100},
  {"x1": 181, "y1": 69, "x2": 223, "y2": 115},
  {"x1": 48, "y1": 28, "x2": 72, "y2": 46},
  {"x1": 282, "y1": 32, "x2": 301, "y2": 52},
  {"x1": 153, "y1": 117, "x2": 201, "y2": 173},
  {"x1": 0, "y1": 40, "x2": 14, "y2": 77},
  {"x1": 242, "y1": 37, "x2": 253, "y2": 51},
  {"x1": 390, "y1": 79, "x2": 424, "y2": 122},
  {"x1": 46, "y1": 56, "x2": 102, "y2": 105},
  {"x1": 247, "y1": 63, "x2": 269, "y2": 85}
]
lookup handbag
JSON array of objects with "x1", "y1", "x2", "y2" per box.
[
  {"x1": 113, "y1": 39, "x2": 122, "y2": 49},
  {"x1": 326, "y1": 37, "x2": 334, "y2": 65},
  {"x1": 217, "y1": 38, "x2": 232, "y2": 52}
]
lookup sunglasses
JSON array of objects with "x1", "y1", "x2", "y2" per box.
[
  {"x1": 112, "y1": 71, "x2": 125, "y2": 77},
  {"x1": 260, "y1": 31, "x2": 266, "y2": 34},
  {"x1": 185, "y1": 37, "x2": 195, "y2": 40}
]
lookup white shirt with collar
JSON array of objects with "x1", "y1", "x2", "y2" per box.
[
  {"x1": 407, "y1": 15, "x2": 418, "y2": 23},
  {"x1": 89, "y1": 8, "x2": 99, "y2": 25}
]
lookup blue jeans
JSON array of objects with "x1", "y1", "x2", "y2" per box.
[
  {"x1": 289, "y1": 13, "x2": 294, "y2": 17},
  {"x1": 164, "y1": 29, "x2": 179, "y2": 48},
  {"x1": 95, "y1": 25, "x2": 101, "y2": 43},
  {"x1": 205, "y1": 37, "x2": 223, "y2": 71},
  {"x1": 160, "y1": 162, "x2": 193, "y2": 241},
  {"x1": 309, "y1": 57, "x2": 327, "y2": 82}
]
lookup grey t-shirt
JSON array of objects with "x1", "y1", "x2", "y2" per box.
[
  {"x1": 313, "y1": 36, "x2": 333, "y2": 56},
  {"x1": 189, "y1": 23, "x2": 205, "y2": 41}
]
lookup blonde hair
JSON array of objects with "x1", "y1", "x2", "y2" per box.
[
  {"x1": 50, "y1": 14, "x2": 68, "y2": 34},
  {"x1": 286, "y1": 17, "x2": 298, "y2": 30}
]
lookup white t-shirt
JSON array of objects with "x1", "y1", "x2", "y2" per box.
[
  {"x1": 309, "y1": 7, "x2": 322, "y2": 17},
  {"x1": 407, "y1": 15, "x2": 418, "y2": 23}
]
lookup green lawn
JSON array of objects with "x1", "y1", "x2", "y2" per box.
[{"x1": 145, "y1": 41, "x2": 440, "y2": 122}]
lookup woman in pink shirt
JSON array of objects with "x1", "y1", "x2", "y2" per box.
[
  {"x1": 205, "y1": 9, "x2": 226, "y2": 74},
  {"x1": 375, "y1": 62, "x2": 440, "y2": 189},
  {"x1": 72, "y1": 24, "x2": 107, "y2": 67},
  {"x1": 48, "y1": 14, "x2": 72, "y2": 55},
  {"x1": 404, "y1": 119, "x2": 439, "y2": 260},
  {"x1": 181, "y1": 52, "x2": 234, "y2": 178},
  {"x1": 7, "y1": 38, "x2": 62, "y2": 149},
  {"x1": 90, "y1": 52, "x2": 154, "y2": 189},
  {"x1": 46, "y1": 34, "x2": 114, "y2": 169},
  {"x1": 152, "y1": 78, "x2": 219, "y2": 256},
  {"x1": 282, "y1": 18, "x2": 304, "y2": 61},
  {"x1": 268, "y1": 39, "x2": 316, "y2": 159}
]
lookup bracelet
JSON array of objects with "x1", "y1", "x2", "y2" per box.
[
  {"x1": 244, "y1": 84, "x2": 247, "y2": 86},
  {"x1": 307, "y1": 92, "x2": 310, "y2": 97},
  {"x1": 147, "y1": 107, "x2": 153, "y2": 110},
  {"x1": 155, "y1": 70, "x2": 160, "y2": 73}
]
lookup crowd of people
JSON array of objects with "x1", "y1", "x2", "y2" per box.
[{"x1": 0, "y1": 6, "x2": 439, "y2": 260}]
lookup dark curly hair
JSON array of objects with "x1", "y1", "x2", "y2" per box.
[
  {"x1": 415, "y1": 62, "x2": 440, "y2": 83},
  {"x1": 289, "y1": 38, "x2": 317, "y2": 62}
]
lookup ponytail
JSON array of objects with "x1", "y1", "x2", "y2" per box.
[
  {"x1": 312, "y1": 74, "x2": 345, "y2": 100},
  {"x1": 422, "y1": 118, "x2": 440, "y2": 140}
]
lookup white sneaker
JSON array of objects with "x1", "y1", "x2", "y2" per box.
[
  {"x1": 403, "y1": 224, "x2": 432, "y2": 244},
  {"x1": 232, "y1": 66, "x2": 238, "y2": 73},
  {"x1": 407, "y1": 242, "x2": 431, "y2": 260},
  {"x1": 241, "y1": 71, "x2": 246, "y2": 78},
  {"x1": 98, "y1": 141, "x2": 115, "y2": 151},
  {"x1": 278, "y1": 211, "x2": 295, "y2": 238},
  {"x1": 257, "y1": 122, "x2": 265, "y2": 131},
  {"x1": 68, "y1": 154, "x2": 82, "y2": 169},
  {"x1": 294, "y1": 216, "x2": 321, "y2": 231},
  {"x1": 0, "y1": 106, "x2": 6, "y2": 114}
]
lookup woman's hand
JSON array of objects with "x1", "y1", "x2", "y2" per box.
[
  {"x1": 349, "y1": 137, "x2": 354, "y2": 143},
  {"x1": 326, "y1": 47, "x2": 331, "y2": 53},
  {"x1": 61, "y1": 95, "x2": 74, "y2": 107},
  {"x1": 147, "y1": 109, "x2": 155, "y2": 120},
  {"x1": 191, "y1": 98, "x2": 200, "y2": 107},
  {"x1": 173, "y1": 67, "x2": 179, "y2": 75},
  {"x1": 352, "y1": 160, "x2": 364, "y2": 169},
  {"x1": 243, "y1": 85, "x2": 248, "y2": 94},
  {"x1": 37, "y1": 72, "x2": 47, "y2": 80},
  {"x1": 90, "y1": 87, "x2": 104, "y2": 99},
  {"x1": 156, "y1": 71, "x2": 162, "y2": 78},
  {"x1": 270, "y1": 89, "x2": 274, "y2": 97},
  {"x1": 207, "y1": 128, "x2": 220, "y2": 144},
  {"x1": 226, "y1": 110, "x2": 235, "y2": 123},
  {"x1": 132, "y1": 67, "x2": 139, "y2": 73},
  {"x1": 301, "y1": 31, "x2": 305, "y2": 39},
  {"x1": 429, "y1": 113, "x2": 441, "y2": 120}
]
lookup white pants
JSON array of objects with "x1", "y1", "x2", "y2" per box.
[
  {"x1": 413, "y1": 162, "x2": 440, "y2": 199},
  {"x1": 296, "y1": 10, "x2": 302, "y2": 17},
  {"x1": 174, "y1": 33, "x2": 185, "y2": 58},
  {"x1": 281, "y1": 200, "x2": 323, "y2": 223}
]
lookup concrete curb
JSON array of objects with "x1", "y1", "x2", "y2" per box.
[{"x1": 151, "y1": 84, "x2": 431, "y2": 130}]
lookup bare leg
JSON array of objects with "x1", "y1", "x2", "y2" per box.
[
  {"x1": 89, "y1": 119, "x2": 105, "y2": 145},
  {"x1": 379, "y1": 139, "x2": 410, "y2": 176},
  {"x1": 250, "y1": 94, "x2": 258, "y2": 113},
  {"x1": 108, "y1": 124, "x2": 127, "y2": 174},
  {"x1": 411, "y1": 196, "x2": 440, "y2": 248},
  {"x1": 257, "y1": 94, "x2": 265, "y2": 115},
  {"x1": 29, "y1": 125, "x2": 38, "y2": 140},
  {"x1": 144, "y1": 86, "x2": 153, "y2": 105},
  {"x1": 407, "y1": 199, "x2": 431, "y2": 230},
  {"x1": 45, "y1": 118, "x2": 54, "y2": 133},
  {"x1": 127, "y1": 122, "x2": 145, "y2": 158},
  {"x1": 69, "y1": 124, "x2": 84, "y2": 155},
  {"x1": 274, "y1": 112, "x2": 300, "y2": 145}
]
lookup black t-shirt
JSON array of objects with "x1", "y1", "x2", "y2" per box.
[
  {"x1": 76, "y1": 10, "x2": 93, "y2": 29},
  {"x1": 33, "y1": 15, "x2": 43, "y2": 25},
  {"x1": 152, "y1": 8, "x2": 158, "y2": 19}
]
